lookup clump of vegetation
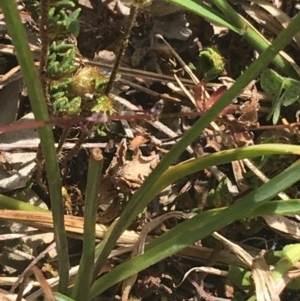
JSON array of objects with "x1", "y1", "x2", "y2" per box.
[
  {"x1": 2, "y1": 1, "x2": 300, "y2": 301},
  {"x1": 25, "y1": 0, "x2": 114, "y2": 117}
]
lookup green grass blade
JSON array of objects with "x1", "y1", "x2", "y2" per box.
[
  {"x1": 90, "y1": 160, "x2": 300, "y2": 296},
  {"x1": 192, "y1": 200, "x2": 300, "y2": 219},
  {"x1": 54, "y1": 292, "x2": 76, "y2": 301},
  {"x1": 92, "y1": 11, "x2": 300, "y2": 278},
  {"x1": 153, "y1": 144, "x2": 300, "y2": 196},
  {"x1": 0, "y1": 194, "x2": 49, "y2": 212},
  {"x1": 72, "y1": 149, "x2": 103, "y2": 301},
  {"x1": 0, "y1": 0, "x2": 69, "y2": 293},
  {"x1": 272, "y1": 244, "x2": 300, "y2": 281},
  {"x1": 165, "y1": 0, "x2": 241, "y2": 33},
  {"x1": 210, "y1": 0, "x2": 299, "y2": 77}
]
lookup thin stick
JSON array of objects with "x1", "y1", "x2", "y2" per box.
[
  {"x1": 56, "y1": 127, "x2": 71, "y2": 155},
  {"x1": 104, "y1": 4, "x2": 139, "y2": 95}
]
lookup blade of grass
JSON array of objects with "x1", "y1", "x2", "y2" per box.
[
  {"x1": 72, "y1": 149, "x2": 103, "y2": 301},
  {"x1": 191, "y1": 199, "x2": 300, "y2": 218},
  {"x1": 90, "y1": 160, "x2": 300, "y2": 296},
  {"x1": 0, "y1": 1, "x2": 69, "y2": 293},
  {"x1": 151, "y1": 143, "x2": 300, "y2": 197},
  {"x1": 165, "y1": 0, "x2": 242, "y2": 33},
  {"x1": 93, "y1": 11, "x2": 300, "y2": 277},
  {"x1": 0, "y1": 194, "x2": 49, "y2": 212},
  {"x1": 210, "y1": 0, "x2": 299, "y2": 78},
  {"x1": 54, "y1": 292, "x2": 76, "y2": 301}
]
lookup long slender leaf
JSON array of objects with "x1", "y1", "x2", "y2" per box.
[
  {"x1": 0, "y1": 194, "x2": 49, "y2": 212},
  {"x1": 210, "y1": 0, "x2": 299, "y2": 77},
  {"x1": 72, "y1": 149, "x2": 103, "y2": 301},
  {"x1": 165, "y1": 0, "x2": 241, "y2": 33},
  {"x1": 151, "y1": 143, "x2": 300, "y2": 199},
  {"x1": 0, "y1": 0, "x2": 69, "y2": 293}
]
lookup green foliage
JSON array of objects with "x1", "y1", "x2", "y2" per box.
[
  {"x1": 228, "y1": 266, "x2": 253, "y2": 290},
  {"x1": 48, "y1": 2, "x2": 80, "y2": 38},
  {"x1": 272, "y1": 243, "x2": 300, "y2": 284},
  {"x1": 196, "y1": 47, "x2": 225, "y2": 81},
  {"x1": 47, "y1": 43, "x2": 78, "y2": 79},
  {"x1": 70, "y1": 66, "x2": 114, "y2": 115},
  {"x1": 260, "y1": 68, "x2": 300, "y2": 124},
  {"x1": 45, "y1": 0, "x2": 82, "y2": 115},
  {"x1": 47, "y1": 41, "x2": 80, "y2": 115},
  {"x1": 45, "y1": 1, "x2": 113, "y2": 117}
]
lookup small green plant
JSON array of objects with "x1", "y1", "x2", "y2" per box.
[
  {"x1": 190, "y1": 47, "x2": 225, "y2": 81},
  {"x1": 29, "y1": 0, "x2": 115, "y2": 117},
  {"x1": 45, "y1": 0, "x2": 82, "y2": 116},
  {"x1": 48, "y1": 0, "x2": 81, "y2": 37},
  {"x1": 260, "y1": 68, "x2": 300, "y2": 124}
]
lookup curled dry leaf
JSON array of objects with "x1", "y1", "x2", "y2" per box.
[
  {"x1": 98, "y1": 139, "x2": 160, "y2": 211},
  {"x1": 94, "y1": 50, "x2": 116, "y2": 65},
  {"x1": 97, "y1": 198, "x2": 121, "y2": 224},
  {"x1": 263, "y1": 215, "x2": 300, "y2": 240},
  {"x1": 108, "y1": 139, "x2": 160, "y2": 192},
  {"x1": 238, "y1": 97, "x2": 260, "y2": 127}
]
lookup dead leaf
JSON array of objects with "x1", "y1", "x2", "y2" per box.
[
  {"x1": 94, "y1": 50, "x2": 116, "y2": 64},
  {"x1": 97, "y1": 198, "x2": 121, "y2": 224},
  {"x1": 238, "y1": 98, "x2": 260, "y2": 127},
  {"x1": 252, "y1": 255, "x2": 279, "y2": 301},
  {"x1": 111, "y1": 149, "x2": 159, "y2": 191},
  {"x1": 102, "y1": 0, "x2": 119, "y2": 12},
  {"x1": 41, "y1": 263, "x2": 58, "y2": 277},
  {"x1": 103, "y1": 139, "x2": 160, "y2": 193},
  {"x1": 78, "y1": 0, "x2": 93, "y2": 8},
  {"x1": 264, "y1": 215, "x2": 300, "y2": 240},
  {"x1": 98, "y1": 177, "x2": 119, "y2": 206},
  {"x1": 129, "y1": 135, "x2": 149, "y2": 150},
  {"x1": 231, "y1": 161, "x2": 249, "y2": 192}
]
